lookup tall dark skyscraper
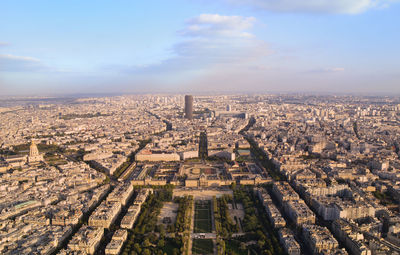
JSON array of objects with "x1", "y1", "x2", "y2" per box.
[{"x1": 185, "y1": 95, "x2": 193, "y2": 120}]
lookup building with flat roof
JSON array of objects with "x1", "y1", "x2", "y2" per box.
[{"x1": 68, "y1": 226, "x2": 104, "y2": 255}]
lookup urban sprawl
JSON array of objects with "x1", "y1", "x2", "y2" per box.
[{"x1": 1, "y1": 94, "x2": 400, "y2": 255}]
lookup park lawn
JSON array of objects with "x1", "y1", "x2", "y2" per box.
[
  {"x1": 192, "y1": 239, "x2": 214, "y2": 255},
  {"x1": 195, "y1": 201, "x2": 210, "y2": 209},
  {"x1": 194, "y1": 200, "x2": 212, "y2": 233},
  {"x1": 195, "y1": 208, "x2": 210, "y2": 219},
  {"x1": 194, "y1": 219, "x2": 212, "y2": 233}
]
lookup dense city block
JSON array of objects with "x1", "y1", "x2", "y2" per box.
[{"x1": 0, "y1": 94, "x2": 400, "y2": 255}]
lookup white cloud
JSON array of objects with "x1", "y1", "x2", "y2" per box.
[
  {"x1": 181, "y1": 14, "x2": 256, "y2": 37},
  {"x1": 224, "y1": 0, "x2": 397, "y2": 14},
  {"x1": 0, "y1": 42, "x2": 9, "y2": 47},
  {"x1": 327, "y1": 67, "x2": 345, "y2": 72},
  {"x1": 308, "y1": 67, "x2": 345, "y2": 73},
  {"x1": 125, "y1": 14, "x2": 270, "y2": 74},
  {"x1": 0, "y1": 54, "x2": 45, "y2": 72},
  {"x1": 106, "y1": 13, "x2": 274, "y2": 93},
  {"x1": 0, "y1": 54, "x2": 40, "y2": 62}
]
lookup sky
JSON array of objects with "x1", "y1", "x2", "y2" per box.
[{"x1": 1, "y1": 0, "x2": 400, "y2": 96}]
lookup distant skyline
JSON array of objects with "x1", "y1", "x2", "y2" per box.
[{"x1": 1, "y1": 0, "x2": 400, "y2": 96}]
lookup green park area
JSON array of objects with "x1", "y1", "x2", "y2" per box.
[
  {"x1": 121, "y1": 186, "x2": 184, "y2": 255},
  {"x1": 192, "y1": 239, "x2": 214, "y2": 255},
  {"x1": 194, "y1": 200, "x2": 212, "y2": 233}
]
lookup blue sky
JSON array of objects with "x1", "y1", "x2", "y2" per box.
[{"x1": 1, "y1": 0, "x2": 399, "y2": 95}]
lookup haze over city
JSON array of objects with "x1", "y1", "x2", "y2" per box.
[{"x1": 1, "y1": 0, "x2": 400, "y2": 95}]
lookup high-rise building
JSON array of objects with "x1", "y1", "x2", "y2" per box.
[
  {"x1": 185, "y1": 95, "x2": 193, "y2": 120},
  {"x1": 199, "y1": 131, "x2": 208, "y2": 159}
]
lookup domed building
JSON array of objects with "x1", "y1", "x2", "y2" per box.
[{"x1": 27, "y1": 140, "x2": 44, "y2": 164}]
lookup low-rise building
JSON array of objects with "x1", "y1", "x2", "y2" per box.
[
  {"x1": 302, "y1": 224, "x2": 339, "y2": 254},
  {"x1": 68, "y1": 226, "x2": 104, "y2": 255},
  {"x1": 105, "y1": 229, "x2": 128, "y2": 255},
  {"x1": 284, "y1": 200, "x2": 315, "y2": 226},
  {"x1": 278, "y1": 228, "x2": 301, "y2": 255},
  {"x1": 120, "y1": 205, "x2": 141, "y2": 229},
  {"x1": 89, "y1": 201, "x2": 122, "y2": 229}
]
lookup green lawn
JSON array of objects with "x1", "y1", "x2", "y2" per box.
[
  {"x1": 196, "y1": 201, "x2": 210, "y2": 209},
  {"x1": 195, "y1": 208, "x2": 210, "y2": 219},
  {"x1": 192, "y1": 239, "x2": 214, "y2": 255},
  {"x1": 194, "y1": 220, "x2": 212, "y2": 233},
  {"x1": 194, "y1": 200, "x2": 212, "y2": 233}
]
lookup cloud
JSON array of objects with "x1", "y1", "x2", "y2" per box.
[
  {"x1": 0, "y1": 54, "x2": 46, "y2": 72},
  {"x1": 308, "y1": 67, "x2": 345, "y2": 73},
  {"x1": 123, "y1": 14, "x2": 270, "y2": 76},
  {"x1": 181, "y1": 14, "x2": 256, "y2": 38},
  {"x1": 0, "y1": 42, "x2": 9, "y2": 47},
  {"x1": 176, "y1": 14, "x2": 266, "y2": 63},
  {"x1": 224, "y1": 0, "x2": 397, "y2": 14},
  {"x1": 327, "y1": 67, "x2": 345, "y2": 72}
]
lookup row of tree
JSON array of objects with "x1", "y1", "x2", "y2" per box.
[
  {"x1": 175, "y1": 195, "x2": 193, "y2": 255},
  {"x1": 246, "y1": 137, "x2": 285, "y2": 181},
  {"x1": 213, "y1": 196, "x2": 227, "y2": 255},
  {"x1": 173, "y1": 195, "x2": 193, "y2": 233},
  {"x1": 215, "y1": 195, "x2": 239, "y2": 238},
  {"x1": 232, "y1": 185, "x2": 286, "y2": 255}
]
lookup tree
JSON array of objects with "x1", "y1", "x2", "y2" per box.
[
  {"x1": 143, "y1": 238, "x2": 151, "y2": 247},
  {"x1": 142, "y1": 249, "x2": 151, "y2": 255},
  {"x1": 149, "y1": 233, "x2": 158, "y2": 243},
  {"x1": 157, "y1": 239, "x2": 165, "y2": 248},
  {"x1": 240, "y1": 242, "x2": 246, "y2": 251},
  {"x1": 159, "y1": 224, "x2": 166, "y2": 237},
  {"x1": 257, "y1": 239, "x2": 265, "y2": 248},
  {"x1": 133, "y1": 243, "x2": 142, "y2": 253},
  {"x1": 263, "y1": 250, "x2": 272, "y2": 255}
]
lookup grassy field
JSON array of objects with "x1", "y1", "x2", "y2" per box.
[
  {"x1": 194, "y1": 200, "x2": 212, "y2": 233},
  {"x1": 192, "y1": 239, "x2": 214, "y2": 255}
]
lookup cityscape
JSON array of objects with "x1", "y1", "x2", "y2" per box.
[
  {"x1": 0, "y1": 94, "x2": 400, "y2": 255},
  {"x1": 1, "y1": 0, "x2": 400, "y2": 255}
]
